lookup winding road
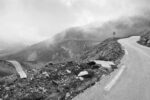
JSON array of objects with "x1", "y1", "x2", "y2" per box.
[
  {"x1": 7, "y1": 60, "x2": 27, "y2": 78},
  {"x1": 73, "y1": 36, "x2": 150, "y2": 100}
]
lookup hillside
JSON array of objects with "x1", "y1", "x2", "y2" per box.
[
  {"x1": 1, "y1": 39, "x2": 98, "y2": 63},
  {"x1": 0, "y1": 15, "x2": 150, "y2": 63},
  {"x1": 80, "y1": 38, "x2": 124, "y2": 62},
  {"x1": 0, "y1": 38, "x2": 125, "y2": 100}
]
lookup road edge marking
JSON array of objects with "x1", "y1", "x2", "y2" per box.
[{"x1": 104, "y1": 65, "x2": 126, "y2": 92}]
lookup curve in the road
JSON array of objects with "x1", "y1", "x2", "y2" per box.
[{"x1": 73, "y1": 36, "x2": 150, "y2": 100}]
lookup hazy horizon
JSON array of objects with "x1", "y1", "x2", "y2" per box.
[{"x1": 0, "y1": 0, "x2": 150, "y2": 47}]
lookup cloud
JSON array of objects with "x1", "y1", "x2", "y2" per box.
[
  {"x1": 62, "y1": 0, "x2": 150, "y2": 26},
  {"x1": 0, "y1": 21, "x2": 47, "y2": 45},
  {"x1": 60, "y1": 0, "x2": 75, "y2": 7},
  {"x1": 0, "y1": 0, "x2": 72, "y2": 45},
  {"x1": 0, "y1": 0, "x2": 150, "y2": 48}
]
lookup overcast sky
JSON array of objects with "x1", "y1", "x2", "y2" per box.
[{"x1": 0, "y1": 0, "x2": 149, "y2": 45}]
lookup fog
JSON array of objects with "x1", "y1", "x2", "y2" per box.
[{"x1": 0, "y1": 0, "x2": 150, "y2": 47}]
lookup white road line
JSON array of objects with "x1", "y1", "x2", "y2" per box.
[{"x1": 104, "y1": 65, "x2": 126, "y2": 92}]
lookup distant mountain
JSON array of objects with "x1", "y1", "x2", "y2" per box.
[
  {"x1": 0, "y1": 43, "x2": 27, "y2": 57},
  {"x1": 1, "y1": 15, "x2": 150, "y2": 62},
  {"x1": 1, "y1": 38, "x2": 98, "y2": 62}
]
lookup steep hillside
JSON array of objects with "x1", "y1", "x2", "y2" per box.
[
  {"x1": 81, "y1": 38, "x2": 124, "y2": 63},
  {"x1": 1, "y1": 39, "x2": 98, "y2": 63},
  {"x1": 0, "y1": 38, "x2": 125, "y2": 100},
  {"x1": 1, "y1": 15, "x2": 150, "y2": 63}
]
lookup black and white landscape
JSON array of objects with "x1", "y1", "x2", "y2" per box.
[{"x1": 0, "y1": 0, "x2": 150, "y2": 100}]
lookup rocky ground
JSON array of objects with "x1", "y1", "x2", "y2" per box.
[
  {"x1": 80, "y1": 38, "x2": 124, "y2": 63},
  {"x1": 138, "y1": 31, "x2": 150, "y2": 47},
  {"x1": 0, "y1": 38, "x2": 125, "y2": 100}
]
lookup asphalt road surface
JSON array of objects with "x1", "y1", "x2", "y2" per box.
[
  {"x1": 73, "y1": 36, "x2": 150, "y2": 100},
  {"x1": 7, "y1": 60, "x2": 27, "y2": 78}
]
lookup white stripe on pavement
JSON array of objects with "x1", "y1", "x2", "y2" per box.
[{"x1": 104, "y1": 65, "x2": 126, "y2": 92}]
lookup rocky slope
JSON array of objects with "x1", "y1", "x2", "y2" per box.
[
  {"x1": 138, "y1": 31, "x2": 150, "y2": 47},
  {"x1": 1, "y1": 39, "x2": 98, "y2": 63},
  {"x1": 0, "y1": 38, "x2": 124, "y2": 100},
  {"x1": 80, "y1": 38, "x2": 124, "y2": 63},
  {"x1": 0, "y1": 61, "x2": 111, "y2": 100}
]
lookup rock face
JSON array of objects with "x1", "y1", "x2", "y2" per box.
[{"x1": 138, "y1": 31, "x2": 150, "y2": 47}]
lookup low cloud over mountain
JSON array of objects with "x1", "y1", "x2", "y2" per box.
[{"x1": 0, "y1": 0, "x2": 150, "y2": 48}]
